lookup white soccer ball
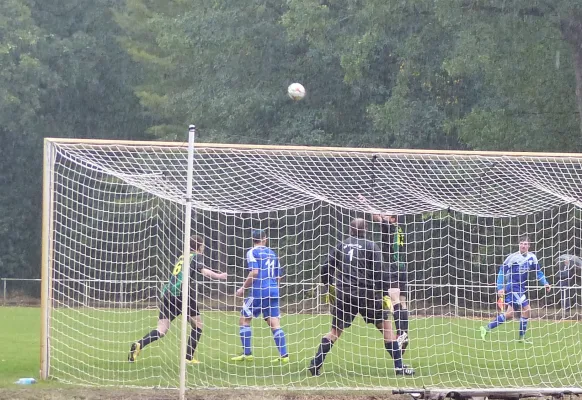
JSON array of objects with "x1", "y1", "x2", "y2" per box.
[{"x1": 287, "y1": 83, "x2": 306, "y2": 101}]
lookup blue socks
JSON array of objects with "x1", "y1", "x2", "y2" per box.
[
  {"x1": 487, "y1": 314, "x2": 529, "y2": 338},
  {"x1": 519, "y1": 317, "x2": 529, "y2": 338},
  {"x1": 239, "y1": 326, "x2": 288, "y2": 357},
  {"x1": 272, "y1": 328, "x2": 288, "y2": 357},
  {"x1": 239, "y1": 326, "x2": 252, "y2": 355},
  {"x1": 487, "y1": 314, "x2": 506, "y2": 330}
]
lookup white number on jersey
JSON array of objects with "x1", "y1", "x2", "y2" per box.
[
  {"x1": 348, "y1": 248, "x2": 355, "y2": 262},
  {"x1": 266, "y1": 258, "x2": 276, "y2": 278}
]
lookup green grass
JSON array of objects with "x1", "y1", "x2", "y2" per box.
[
  {"x1": 0, "y1": 307, "x2": 41, "y2": 387},
  {"x1": 2, "y1": 306, "x2": 582, "y2": 390}
]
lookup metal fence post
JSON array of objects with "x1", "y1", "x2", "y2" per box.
[
  {"x1": 2, "y1": 279, "x2": 6, "y2": 304},
  {"x1": 455, "y1": 285, "x2": 459, "y2": 317},
  {"x1": 84, "y1": 280, "x2": 88, "y2": 307}
]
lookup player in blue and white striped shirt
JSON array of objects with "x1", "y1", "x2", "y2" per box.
[
  {"x1": 231, "y1": 229, "x2": 289, "y2": 363},
  {"x1": 480, "y1": 235, "x2": 551, "y2": 343}
]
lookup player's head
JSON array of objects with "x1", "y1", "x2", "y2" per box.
[
  {"x1": 387, "y1": 215, "x2": 398, "y2": 224},
  {"x1": 251, "y1": 228, "x2": 267, "y2": 245},
  {"x1": 518, "y1": 235, "x2": 530, "y2": 254},
  {"x1": 190, "y1": 235, "x2": 205, "y2": 253},
  {"x1": 349, "y1": 218, "x2": 367, "y2": 238}
]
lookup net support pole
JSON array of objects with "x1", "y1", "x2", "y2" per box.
[
  {"x1": 41, "y1": 139, "x2": 56, "y2": 380},
  {"x1": 179, "y1": 125, "x2": 196, "y2": 400}
]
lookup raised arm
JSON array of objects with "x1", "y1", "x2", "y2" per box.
[{"x1": 357, "y1": 194, "x2": 385, "y2": 223}]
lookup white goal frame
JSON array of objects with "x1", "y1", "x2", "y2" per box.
[{"x1": 41, "y1": 135, "x2": 582, "y2": 398}]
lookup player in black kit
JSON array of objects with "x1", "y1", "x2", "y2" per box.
[{"x1": 308, "y1": 218, "x2": 414, "y2": 377}]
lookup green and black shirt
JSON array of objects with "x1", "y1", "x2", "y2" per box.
[
  {"x1": 161, "y1": 252, "x2": 204, "y2": 297},
  {"x1": 380, "y1": 221, "x2": 405, "y2": 270}
]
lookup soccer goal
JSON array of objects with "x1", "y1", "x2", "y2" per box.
[{"x1": 41, "y1": 135, "x2": 582, "y2": 395}]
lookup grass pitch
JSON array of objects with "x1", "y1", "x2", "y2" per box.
[{"x1": 1, "y1": 306, "x2": 581, "y2": 390}]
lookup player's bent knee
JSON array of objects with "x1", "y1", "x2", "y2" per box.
[
  {"x1": 327, "y1": 328, "x2": 342, "y2": 342},
  {"x1": 157, "y1": 319, "x2": 170, "y2": 336},
  {"x1": 266, "y1": 317, "x2": 281, "y2": 330}
]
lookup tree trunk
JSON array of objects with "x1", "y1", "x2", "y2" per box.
[
  {"x1": 573, "y1": 45, "x2": 582, "y2": 138},
  {"x1": 561, "y1": 15, "x2": 582, "y2": 139}
]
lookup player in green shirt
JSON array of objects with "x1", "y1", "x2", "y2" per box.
[{"x1": 128, "y1": 235, "x2": 227, "y2": 364}]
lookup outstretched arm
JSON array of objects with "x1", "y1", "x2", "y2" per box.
[{"x1": 201, "y1": 267, "x2": 227, "y2": 281}]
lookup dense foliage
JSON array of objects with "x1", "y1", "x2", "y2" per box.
[{"x1": 1, "y1": 0, "x2": 581, "y2": 285}]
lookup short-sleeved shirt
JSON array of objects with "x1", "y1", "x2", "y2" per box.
[
  {"x1": 322, "y1": 236, "x2": 383, "y2": 296},
  {"x1": 247, "y1": 246, "x2": 281, "y2": 299},
  {"x1": 380, "y1": 221, "x2": 405, "y2": 268},
  {"x1": 162, "y1": 252, "x2": 204, "y2": 298}
]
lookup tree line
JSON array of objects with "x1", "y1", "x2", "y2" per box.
[{"x1": 1, "y1": 0, "x2": 581, "y2": 289}]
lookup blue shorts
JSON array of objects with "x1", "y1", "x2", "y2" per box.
[
  {"x1": 505, "y1": 292, "x2": 529, "y2": 309},
  {"x1": 241, "y1": 296, "x2": 280, "y2": 319}
]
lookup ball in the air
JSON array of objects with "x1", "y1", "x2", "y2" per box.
[{"x1": 287, "y1": 83, "x2": 306, "y2": 101}]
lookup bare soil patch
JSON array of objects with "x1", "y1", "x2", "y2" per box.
[{"x1": 0, "y1": 388, "x2": 410, "y2": 400}]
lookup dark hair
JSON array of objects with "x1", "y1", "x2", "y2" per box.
[
  {"x1": 349, "y1": 218, "x2": 367, "y2": 238},
  {"x1": 518, "y1": 235, "x2": 530, "y2": 243},
  {"x1": 190, "y1": 235, "x2": 204, "y2": 251}
]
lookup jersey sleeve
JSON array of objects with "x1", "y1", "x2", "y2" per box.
[
  {"x1": 246, "y1": 248, "x2": 259, "y2": 271},
  {"x1": 496, "y1": 266, "x2": 505, "y2": 291},
  {"x1": 396, "y1": 227, "x2": 405, "y2": 253},
  {"x1": 530, "y1": 255, "x2": 549, "y2": 285},
  {"x1": 320, "y1": 244, "x2": 338, "y2": 285}
]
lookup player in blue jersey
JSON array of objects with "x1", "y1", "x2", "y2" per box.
[
  {"x1": 231, "y1": 229, "x2": 289, "y2": 363},
  {"x1": 480, "y1": 235, "x2": 551, "y2": 343}
]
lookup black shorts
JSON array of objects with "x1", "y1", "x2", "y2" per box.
[
  {"x1": 332, "y1": 290, "x2": 386, "y2": 330},
  {"x1": 398, "y1": 271, "x2": 408, "y2": 293},
  {"x1": 384, "y1": 263, "x2": 400, "y2": 289},
  {"x1": 158, "y1": 292, "x2": 199, "y2": 321}
]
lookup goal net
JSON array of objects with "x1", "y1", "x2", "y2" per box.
[{"x1": 42, "y1": 138, "x2": 582, "y2": 390}]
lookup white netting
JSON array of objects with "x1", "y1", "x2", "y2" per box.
[{"x1": 45, "y1": 140, "x2": 582, "y2": 389}]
